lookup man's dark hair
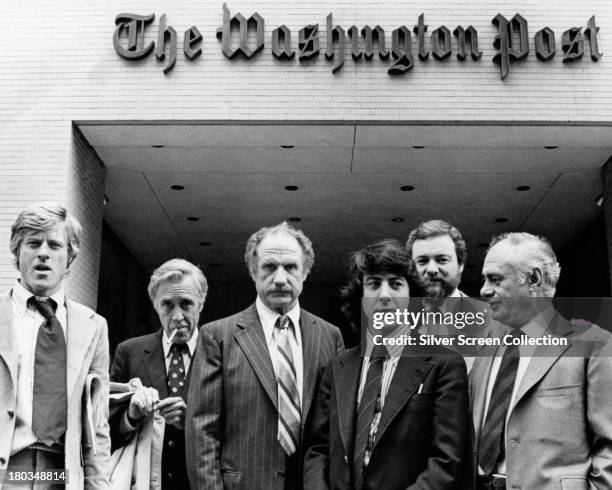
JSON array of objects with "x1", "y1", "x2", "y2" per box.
[
  {"x1": 405, "y1": 219, "x2": 467, "y2": 265},
  {"x1": 340, "y1": 239, "x2": 414, "y2": 326}
]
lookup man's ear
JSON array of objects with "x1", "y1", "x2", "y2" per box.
[
  {"x1": 528, "y1": 267, "x2": 543, "y2": 288},
  {"x1": 458, "y1": 262, "x2": 465, "y2": 276}
]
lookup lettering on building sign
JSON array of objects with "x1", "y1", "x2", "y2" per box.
[{"x1": 113, "y1": 6, "x2": 602, "y2": 79}]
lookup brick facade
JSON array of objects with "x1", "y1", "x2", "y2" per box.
[{"x1": 1, "y1": 0, "x2": 611, "y2": 305}]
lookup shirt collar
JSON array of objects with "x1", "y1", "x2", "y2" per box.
[
  {"x1": 12, "y1": 280, "x2": 65, "y2": 315},
  {"x1": 436, "y1": 288, "x2": 463, "y2": 314},
  {"x1": 520, "y1": 304, "x2": 555, "y2": 338},
  {"x1": 364, "y1": 323, "x2": 411, "y2": 359},
  {"x1": 255, "y1": 295, "x2": 301, "y2": 346},
  {"x1": 162, "y1": 327, "x2": 198, "y2": 359}
]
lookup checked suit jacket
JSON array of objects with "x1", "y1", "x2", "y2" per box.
[
  {"x1": 469, "y1": 313, "x2": 612, "y2": 490},
  {"x1": 185, "y1": 303, "x2": 344, "y2": 490}
]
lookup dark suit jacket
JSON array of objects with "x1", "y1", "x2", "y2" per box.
[
  {"x1": 110, "y1": 329, "x2": 194, "y2": 489},
  {"x1": 303, "y1": 346, "x2": 469, "y2": 490},
  {"x1": 185, "y1": 303, "x2": 344, "y2": 490}
]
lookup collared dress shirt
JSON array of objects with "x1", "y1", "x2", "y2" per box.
[
  {"x1": 11, "y1": 280, "x2": 67, "y2": 455},
  {"x1": 255, "y1": 296, "x2": 304, "y2": 405},
  {"x1": 479, "y1": 305, "x2": 555, "y2": 476}
]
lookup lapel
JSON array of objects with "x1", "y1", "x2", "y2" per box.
[
  {"x1": 0, "y1": 292, "x2": 18, "y2": 390},
  {"x1": 371, "y1": 356, "x2": 433, "y2": 452},
  {"x1": 183, "y1": 341, "x2": 197, "y2": 402},
  {"x1": 510, "y1": 313, "x2": 572, "y2": 412},
  {"x1": 333, "y1": 348, "x2": 362, "y2": 456},
  {"x1": 234, "y1": 304, "x2": 278, "y2": 411},
  {"x1": 300, "y1": 309, "x2": 320, "y2": 420},
  {"x1": 65, "y1": 299, "x2": 97, "y2": 402},
  {"x1": 142, "y1": 330, "x2": 169, "y2": 398}
]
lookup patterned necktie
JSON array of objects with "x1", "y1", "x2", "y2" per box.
[
  {"x1": 353, "y1": 344, "x2": 388, "y2": 488},
  {"x1": 274, "y1": 315, "x2": 301, "y2": 456},
  {"x1": 167, "y1": 343, "x2": 188, "y2": 398},
  {"x1": 30, "y1": 297, "x2": 67, "y2": 446},
  {"x1": 478, "y1": 329, "x2": 522, "y2": 475}
]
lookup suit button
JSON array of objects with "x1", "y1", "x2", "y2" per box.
[
  {"x1": 168, "y1": 473, "x2": 173, "y2": 480},
  {"x1": 344, "y1": 456, "x2": 348, "y2": 463},
  {"x1": 7, "y1": 410, "x2": 13, "y2": 418},
  {"x1": 168, "y1": 440, "x2": 175, "y2": 447},
  {"x1": 0, "y1": 457, "x2": 5, "y2": 465}
]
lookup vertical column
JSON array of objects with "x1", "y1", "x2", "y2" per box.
[
  {"x1": 602, "y1": 157, "x2": 612, "y2": 290},
  {"x1": 64, "y1": 126, "x2": 106, "y2": 309}
]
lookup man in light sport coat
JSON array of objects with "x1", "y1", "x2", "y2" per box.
[{"x1": 470, "y1": 232, "x2": 612, "y2": 490}]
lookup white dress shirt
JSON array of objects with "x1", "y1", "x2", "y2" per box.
[
  {"x1": 255, "y1": 296, "x2": 304, "y2": 405},
  {"x1": 11, "y1": 280, "x2": 67, "y2": 455},
  {"x1": 162, "y1": 327, "x2": 198, "y2": 373},
  {"x1": 480, "y1": 305, "x2": 555, "y2": 476}
]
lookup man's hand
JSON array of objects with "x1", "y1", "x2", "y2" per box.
[
  {"x1": 157, "y1": 397, "x2": 186, "y2": 429},
  {"x1": 128, "y1": 386, "x2": 160, "y2": 423}
]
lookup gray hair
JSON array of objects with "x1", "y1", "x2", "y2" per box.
[
  {"x1": 10, "y1": 202, "x2": 82, "y2": 268},
  {"x1": 489, "y1": 232, "x2": 561, "y2": 297},
  {"x1": 244, "y1": 222, "x2": 315, "y2": 276},
  {"x1": 147, "y1": 258, "x2": 208, "y2": 303}
]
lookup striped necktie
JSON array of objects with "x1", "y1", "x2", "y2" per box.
[
  {"x1": 478, "y1": 329, "x2": 522, "y2": 475},
  {"x1": 353, "y1": 344, "x2": 388, "y2": 488},
  {"x1": 274, "y1": 315, "x2": 301, "y2": 456}
]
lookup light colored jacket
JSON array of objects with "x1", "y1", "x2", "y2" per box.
[
  {"x1": 0, "y1": 291, "x2": 111, "y2": 489},
  {"x1": 108, "y1": 380, "x2": 165, "y2": 490},
  {"x1": 470, "y1": 314, "x2": 612, "y2": 490}
]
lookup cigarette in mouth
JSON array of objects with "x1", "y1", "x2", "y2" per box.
[{"x1": 168, "y1": 329, "x2": 178, "y2": 343}]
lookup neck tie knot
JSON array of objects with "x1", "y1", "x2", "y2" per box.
[
  {"x1": 29, "y1": 297, "x2": 57, "y2": 320},
  {"x1": 275, "y1": 315, "x2": 291, "y2": 331},
  {"x1": 170, "y1": 342, "x2": 189, "y2": 355},
  {"x1": 370, "y1": 344, "x2": 389, "y2": 361}
]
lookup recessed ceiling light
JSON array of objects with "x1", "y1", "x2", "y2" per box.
[
  {"x1": 187, "y1": 216, "x2": 199, "y2": 222},
  {"x1": 400, "y1": 185, "x2": 415, "y2": 191},
  {"x1": 280, "y1": 145, "x2": 295, "y2": 149},
  {"x1": 544, "y1": 145, "x2": 558, "y2": 150},
  {"x1": 285, "y1": 185, "x2": 299, "y2": 191},
  {"x1": 171, "y1": 185, "x2": 184, "y2": 190},
  {"x1": 412, "y1": 145, "x2": 426, "y2": 149},
  {"x1": 288, "y1": 217, "x2": 301, "y2": 222},
  {"x1": 516, "y1": 185, "x2": 530, "y2": 191},
  {"x1": 199, "y1": 241, "x2": 211, "y2": 246},
  {"x1": 392, "y1": 217, "x2": 405, "y2": 223},
  {"x1": 495, "y1": 217, "x2": 509, "y2": 223},
  {"x1": 595, "y1": 193, "x2": 604, "y2": 206},
  {"x1": 151, "y1": 145, "x2": 165, "y2": 149}
]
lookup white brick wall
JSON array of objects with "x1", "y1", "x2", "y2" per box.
[
  {"x1": 65, "y1": 128, "x2": 105, "y2": 308},
  {"x1": 1, "y1": 0, "x2": 611, "y2": 298}
]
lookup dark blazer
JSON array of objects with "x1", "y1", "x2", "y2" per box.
[
  {"x1": 303, "y1": 346, "x2": 469, "y2": 490},
  {"x1": 185, "y1": 303, "x2": 344, "y2": 490},
  {"x1": 110, "y1": 329, "x2": 194, "y2": 489}
]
